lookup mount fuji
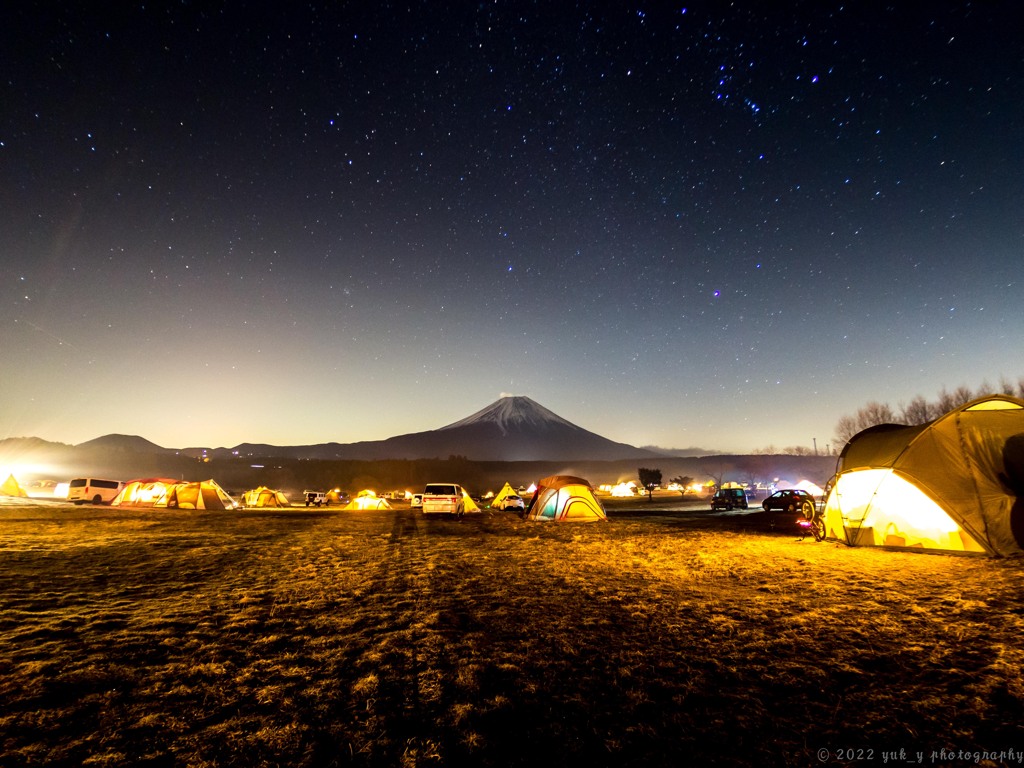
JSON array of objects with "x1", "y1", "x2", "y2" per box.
[{"x1": 226, "y1": 396, "x2": 664, "y2": 462}]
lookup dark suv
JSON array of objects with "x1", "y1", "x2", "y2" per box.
[
  {"x1": 710, "y1": 488, "x2": 748, "y2": 511},
  {"x1": 761, "y1": 489, "x2": 814, "y2": 514}
]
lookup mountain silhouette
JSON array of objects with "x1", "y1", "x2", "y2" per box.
[
  {"x1": 75, "y1": 434, "x2": 173, "y2": 454},
  {"x1": 224, "y1": 396, "x2": 663, "y2": 461},
  {"x1": 1, "y1": 398, "x2": 663, "y2": 464}
]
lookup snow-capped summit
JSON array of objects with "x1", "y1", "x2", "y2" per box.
[{"x1": 439, "y1": 395, "x2": 578, "y2": 434}]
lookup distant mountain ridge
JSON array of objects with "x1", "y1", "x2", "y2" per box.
[
  {"x1": 0, "y1": 399, "x2": 840, "y2": 498},
  {"x1": 0, "y1": 397, "x2": 665, "y2": 463}
]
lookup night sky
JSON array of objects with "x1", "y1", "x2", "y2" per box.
[{"x1": 3, "y1": 2, "x2": 1022, "y2": 454}]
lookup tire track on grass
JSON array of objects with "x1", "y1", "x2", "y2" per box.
[{"x1": 350, "y1": 508, "x2": 434, "y2": 759}]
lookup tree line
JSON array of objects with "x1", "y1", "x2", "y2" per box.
[{"x1": 833, "y1": 377, "x2": 1024, "y2": 448}]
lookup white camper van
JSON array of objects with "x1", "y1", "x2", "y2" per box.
[{"x1": 67, "y1": 478, "x2": 125, "y2": 505}]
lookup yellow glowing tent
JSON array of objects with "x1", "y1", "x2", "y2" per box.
[
  {"x1": 243, "y1": 486, "x2": 290, "y2": 507},
  {"x1": 823, "y1": 395, "x2": 1024, "y2": 556},
  {"x1": 490, "y1": 482, "x2": 518, "y2": 508},
  {"x1": 461, "y1": 488, "x2": 481, "y2": 513},
  {"x1": 0, "y1": 474, "x2": 28, "y2": 497},
  {"x1": 157, "y1": 479, "x2": 238, "y2": 510},
  {"x1": 523, "y1": 475, "x2": 606, "y2": 522},
  {"x1": 111, "y1": 478, "x2": 178, "y2": 507},
  {"x1": 343, "y1": 490, "x2": 392, "y2": 510}
]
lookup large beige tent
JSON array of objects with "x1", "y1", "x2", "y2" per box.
[
  {"x1": 114, "y1": 478, "x2": 237, "y2": 510},
  {"x1": 243, "y1": 486, "x2": 290, "y2": 507},
  {"x1": 0, "y1": 474, "x2": 28, "y2": 498},
  {"x1": 159, "y1": 479, "x2": 237, "y2": 510},
  {"x1": 823, "y1": 395, "x2": 1024, "y2": 556},
  {"x1": 111, "y1": 478, "x2": 178, "y2": 507},
  {"x1": 523, "y1": 475, "x2": 606, "y2": 522}
]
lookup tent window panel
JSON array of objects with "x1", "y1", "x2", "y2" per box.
[
  {"x1": 540, "y1": 493, "x2": 558, "y2": 519},
  {"x1": 965, "y1": 400, "x2": 1022, "y2": 411}
]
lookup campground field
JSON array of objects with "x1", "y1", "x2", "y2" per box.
[{"x1": 1, "y1": 498, "x2": 1023, "y2": 767}]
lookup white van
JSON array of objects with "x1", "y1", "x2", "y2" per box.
[{"x1": 67, "y1": 478, "x2": 125, "y2": 505}]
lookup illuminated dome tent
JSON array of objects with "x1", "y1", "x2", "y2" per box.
[
  {"x1": 343, "y1": 490, "x2": 392, "y2": 510},
  {"x1": 243, "y1": 486, "x2": 290, "y2": 507},
  {"x1": 523, "y1": 475, "x2": 607, "y2": 522},
  {"x1": 823, "y1": 395, "x2": 1024, "y2": 556}
]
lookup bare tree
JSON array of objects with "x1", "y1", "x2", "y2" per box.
[
  {"x1": 784, "y1": 445, "x2": 815, "y2": 456},
  {"x1": 837, "y1": 376, "x2": 1024, "y2": 451},
  {"x1": 899, "y1": 395, "x2": 932, "y2": 425},
  {"x1": 834, "y1": 414, "x2": 859, "y2": 447},
  {"x1": 698, "y1": 458, "x2": 735, "y2": 489},
  {"x1": 735, "y1": 456, "x2": 769, "y2": 488},
  {"x1": 934, "y1": 387, "x2": 956, "y2": 415},
  {"x1": 835, "y1": 401, "x2": 897, "y2": 449},
  {"x1": 952, "y1": 385, "x2": 974, "y2": 406},
  {"x1": 857, "y1": 401, "x2": 897, "y2": 431}
]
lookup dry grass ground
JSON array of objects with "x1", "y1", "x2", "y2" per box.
[{"x1": 1, "y1": 499, "x2": 1023, "y2": 767}]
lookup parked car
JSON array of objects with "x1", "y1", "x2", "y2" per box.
[
  {"x1": 421, "y1": 483, "x2": 466, "y2": 517},
  {"x1": 710, "y1": 488, "x2": 748, "y2": 511},
  {"x1": 495, "y1": 494, "x2": 525, "y2": 511},
  {"x1": 762, "y1": 489, "x2": 815, "y2": 514},
  {"x1": 304, "y1": 491, "x2": 327, "y2": 507},
  {"x1": 326, "y1": 489, "x2": 349, "y2": 506}
]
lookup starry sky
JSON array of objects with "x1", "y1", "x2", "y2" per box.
[{"x1": 2, "y1": 2, "x2": 1022, "y2": 454}]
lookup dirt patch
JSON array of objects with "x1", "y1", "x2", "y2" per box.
[{"x1": 1, "y1": 502, "x2": 1022, "y2": 766}]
